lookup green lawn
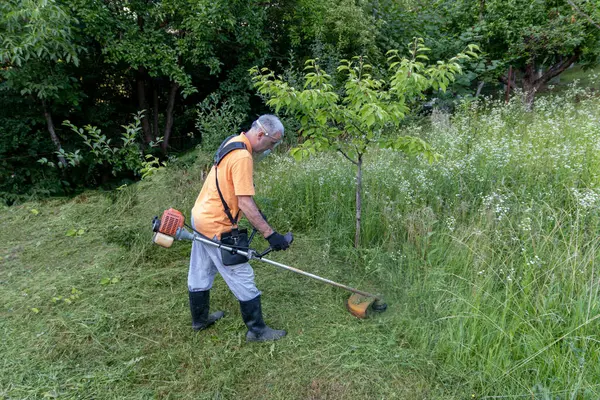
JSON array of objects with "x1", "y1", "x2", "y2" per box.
[{"x1": 0, "y1": 179, "x2": 443, "y2": 399}]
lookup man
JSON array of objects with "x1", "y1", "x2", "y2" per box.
[{"x1": 188, "y1": 114, "x2": 291, "y2": 342}]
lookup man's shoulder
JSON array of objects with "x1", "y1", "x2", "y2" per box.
[
  {"x1": 222, "y1": 142, "x2": 252, "y2": 166},
  {"x1": 217, "y1": 135, "x2": 250, "y2": 163},
  {"x1": 227, "y1": 135, "x2": 251, "y2": 158},
  {"x1": 228, "y1": 148, "x2": 252, "y2": 163}
]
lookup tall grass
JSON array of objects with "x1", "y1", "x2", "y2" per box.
[{"x1": 256, "y1": 85, "x2": 600, "y2": 397}]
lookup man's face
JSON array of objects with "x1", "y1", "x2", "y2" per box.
[{"x1": 255, "y1": 121, "x2": 282, "y2": 153}]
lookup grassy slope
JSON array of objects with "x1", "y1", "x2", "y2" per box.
[
  {"x1": 547, "y1": 64, "x2": 600, "y2": 91},
  {"x1": 0, "y1": 163, "x2": 447, "y2": 399}
]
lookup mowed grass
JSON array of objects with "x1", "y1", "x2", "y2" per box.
[
  {"x1": 0, "y1": 166, "x2": 439, "y2": 399},
  {"x1": 2, "y1": 83, "x2": 600, "y2": 399}
]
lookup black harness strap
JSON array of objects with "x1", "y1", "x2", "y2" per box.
[{"x1": 214, "y1": 135, "x2": 248, "y2": 227}]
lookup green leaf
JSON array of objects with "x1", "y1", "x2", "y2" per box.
[
  {"x1": 365, "y1": 114, "x2": 375, "y2": 127},
  {"x1": 30, "y1": 308, "x2": 40, "y2": 314},
  {"x1": 30, "y1": 209, "x2": 39, "y2": 215}
]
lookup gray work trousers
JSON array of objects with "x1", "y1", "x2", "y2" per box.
[{"x1": 188, "y1": 219, "x2": 261, "y2": 302}]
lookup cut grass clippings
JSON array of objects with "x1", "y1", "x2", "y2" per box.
[{"x1": 0, "y1": 183, "x2": 440, "y2": 399}]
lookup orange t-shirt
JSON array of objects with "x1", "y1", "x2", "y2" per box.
[{"x1": 192, "y1": 133, "x2": 255, "y2": 239}]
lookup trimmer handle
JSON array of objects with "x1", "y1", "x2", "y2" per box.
[{"x1": 258, "y1": 232, "x2": 293, "y2": 258}]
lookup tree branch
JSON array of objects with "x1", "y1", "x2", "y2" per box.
[
  {"x1": 337, "y1": 148, "x2": 358, "y2": 166},
  {"x1": 567, "y1": 0, "x2": 600, "y2": 30},
  {"x1": 336, "y1": 107, "x2": 368, "y2": 137},
  {"x1": 499, "y1": 73, "x2": 517, "y2": 89},
  {"x1": 536, "y1": 50, "x2": 580, "y2": 86}
]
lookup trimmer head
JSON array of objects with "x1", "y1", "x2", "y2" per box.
[{"x1": 346, "y1": 293, "x2": 388, "y2": 319}]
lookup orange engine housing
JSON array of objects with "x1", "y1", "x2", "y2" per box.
[{"x1": 159, "y1": 208, "x2": 185, "y2": 236}]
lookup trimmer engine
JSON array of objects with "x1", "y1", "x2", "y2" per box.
[
  {"x1": 152, "y1": 208, "x2": 185, "y2": 235},
  {"x1": 152, "y1": 208, "x2": 187, "y2": 248}
]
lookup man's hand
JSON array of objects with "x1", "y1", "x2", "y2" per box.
[{"x1": 266, "y1": 231, "x2": 290, "y2": 251}]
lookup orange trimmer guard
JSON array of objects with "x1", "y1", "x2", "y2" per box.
[{"x1": 346, "y1": 293, "x2": 377, "y2": 319}]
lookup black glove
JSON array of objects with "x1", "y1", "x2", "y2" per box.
[{"x1": 266, "y1": 231, "x2": 290, "y2": 251}]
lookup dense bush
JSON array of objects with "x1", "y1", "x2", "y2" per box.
[
  {"x1": 195, "y1": 94, "x2": 246, "y2": 153},
  {"x1": 36, "y1": 112, "x2": 166, "y2": 191}
]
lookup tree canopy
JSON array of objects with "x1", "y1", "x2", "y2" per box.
[
  {"x1": 1, "y1": 0, "x2": 599, "y2": 203},
  {"x1": 251, "y1": 40, "x2": 478, "y2": 246},
  {"x1": 434, "y1": 0, "x2": 600, "y2": 107}
]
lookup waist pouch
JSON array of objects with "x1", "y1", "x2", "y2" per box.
[{"x1": 220, "y1": 229, "x2": 249, "y2": 266}]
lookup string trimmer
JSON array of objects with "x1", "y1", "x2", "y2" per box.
[{"x1": 151, "y1": 208, "x2": 387, "y2": 318}]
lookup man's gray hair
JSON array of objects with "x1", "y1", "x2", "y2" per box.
[{"x1": 252, "y1": 114, "x2": 284, "y2": 138}]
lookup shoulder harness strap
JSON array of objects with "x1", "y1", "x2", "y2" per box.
[{"x1": 214, "y1": 134, "x2": 247, "y2": 165}]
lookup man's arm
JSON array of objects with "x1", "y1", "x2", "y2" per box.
[{"x1": 237, "y1": 195, "x2": 274, "y2": 238}]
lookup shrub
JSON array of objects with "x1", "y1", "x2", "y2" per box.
[
  {"x1": 38, "y1": 111, "x2": 165, "y2": 187},
  {"x1": 195, "y1": 93, "x2": 245, "y2": 153}
]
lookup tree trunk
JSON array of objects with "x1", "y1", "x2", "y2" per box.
[
  {"x1": 523, "y1": 88, "x2": 537, "y2": 111},
  {"x1": 161, "y1": 81, "x2": 179, "y2": 153},
  {"x1": 505, "y1": 65, "x2": 512, "y2": 103},
  {"x1": 137, "y1": 67, "x2": 153, "y2": 144},
  {"x1": 475, "y1": 81, "x2": 485, "y2": 97},
  {"x1": 42, "y1": 101, "x2": 67, "y2": 167},
  {"x1": 522, "y1": 62, "x2": 536, "y2": 111},
  {"x1": 479, "y1": 0, "x2": 485, "y2": 21},
  {"x1": 522, "y1": 51, "x2": 580, "y2": 111},
  {"x1": 152, "y1": 80, "x2": 159, "y2": 141},
  {"x1": 354, "y1": 154, "x2": 363, "y2": 248}
]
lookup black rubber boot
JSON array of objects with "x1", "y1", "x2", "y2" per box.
[
  {"x1": 189, "y1": 290, "x2": 224, "y2": 331},
  {"x1": 239, "y1": 295, "x2": 286, "y2": 342}
]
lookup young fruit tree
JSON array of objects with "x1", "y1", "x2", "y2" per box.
[{"x1": 251, "y1": 39, "x2": 478, "y2": 247}]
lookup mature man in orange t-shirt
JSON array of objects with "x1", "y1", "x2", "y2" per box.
[{"x1": 188, "y1": 114, "x2": 291, "y2": 342}]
